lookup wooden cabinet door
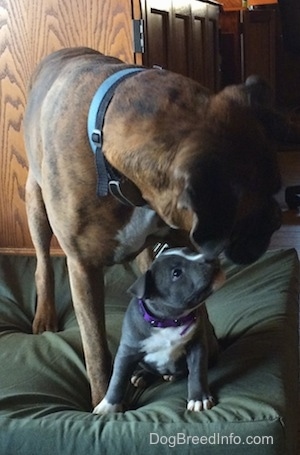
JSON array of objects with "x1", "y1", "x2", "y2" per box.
[
  {"x1": 141, "y1": 0, "x2": 220, "y2": 89},
  {"x1": 141, "y1": 0, "x2": 172, "y2": 69},
  {"x1": 142, "y1": 0, "x2": 193, "y2": 73}
]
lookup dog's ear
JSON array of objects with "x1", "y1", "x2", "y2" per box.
[
  {"x1": 128, "y1": 270, "x2": 155, "y2": 299},
  {"x1": 176, "y1": 156, "x2": 238, "y2": 257}
]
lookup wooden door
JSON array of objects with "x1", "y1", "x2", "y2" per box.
[{"x1": 0, "y1": 0, "x2": 134, "y2": 253}]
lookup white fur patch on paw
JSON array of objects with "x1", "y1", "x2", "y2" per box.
[
  {"x1": 187, "y1": 397, "x2": 215, "y2": 412},
  {"x1": 93, "y1": 398, "x2": 122, "y2": 415}
]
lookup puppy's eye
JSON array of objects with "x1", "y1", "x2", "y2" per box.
[{"x1": 172, "y1": 268, "x2": 183, "y2": 281}]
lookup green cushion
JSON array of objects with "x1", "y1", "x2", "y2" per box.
[{"x1": 0, "y1": 249, "x2": 298, "y2": 454}]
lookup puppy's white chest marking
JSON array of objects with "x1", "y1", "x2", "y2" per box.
[
  {"x1": 140, "y1": 324, "x2": 196, "y2": 370},
  {"x1": 114, "y1": 207, "x2": 168, "y2": 262}
]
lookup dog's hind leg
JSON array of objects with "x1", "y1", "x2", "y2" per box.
[{"x1": 26, "y1": 173, "x2": 57, "y2": 333}]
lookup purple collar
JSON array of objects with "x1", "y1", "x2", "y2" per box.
[{"x1": 138, "y1": 298, "x2": 197, "y2": 336}]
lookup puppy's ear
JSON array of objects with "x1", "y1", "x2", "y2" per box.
[{"x1": 128, "y1": 270, "x2": 155, "y2": 299}]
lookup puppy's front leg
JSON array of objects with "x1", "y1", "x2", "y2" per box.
[
  {"x1": 186, "y1": 341, "x2": 215, "y2": 412},
  {"x1": 67, "y1": 258, "x2": 111, "y2": 408},
  {"x1": 93, "y1": 346, "x2": 141, "y2": 415}
]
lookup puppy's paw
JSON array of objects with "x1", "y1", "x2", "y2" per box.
[
  {"x1": 93, "y1": 398, "x2": 122, "y2": 415},
  {"x1": 187, "y1": 396, "x2": 215, "y2": 412}
]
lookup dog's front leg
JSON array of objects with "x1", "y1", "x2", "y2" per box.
[
  {"x1": 186, "y1": 340, "x2": 215, "y2": 412},
  {"x1": 67, "y1": 257, "x2": 111, "y2": 408},
  {"x1": 93, "y1": 346, "x2": 141, "y2": 415}
]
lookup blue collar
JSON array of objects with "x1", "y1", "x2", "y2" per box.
[
  {"x1": 87, "y1": 67, "x2": 147, "y2": 206},
  {"x1": 138, "y1": 298, "x2": 198, "y2": 336}
]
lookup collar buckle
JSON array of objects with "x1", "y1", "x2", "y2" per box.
[{"x1": 91, "y1": 129, "x2": 102, "y2": 147}]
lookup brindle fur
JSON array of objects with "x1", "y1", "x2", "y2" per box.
[{"x1": 24, "y1": 47, "x2": 292, "y2": 408}]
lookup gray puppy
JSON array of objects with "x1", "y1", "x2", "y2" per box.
[{"x1": 94, "y1": 248, "x2": 223, "y2": 414}]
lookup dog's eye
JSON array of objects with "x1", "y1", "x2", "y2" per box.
[{"x1": 172, "y1": 268, "x2": 183, "y2": 281}]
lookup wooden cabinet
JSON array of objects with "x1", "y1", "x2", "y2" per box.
[
  {"x1": 0, "y1": 0, "x2": 220, "y2": 253},
  {"x1": 140, "y1": 0, "x2": 220, "y2": 91},
  {"x1": 0, "y1": 0, "x2": 135, "y2": 253}
]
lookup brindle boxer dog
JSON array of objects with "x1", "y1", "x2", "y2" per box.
[{"x1": 24, "y1": 47, "x2": 294, "y2": 410}]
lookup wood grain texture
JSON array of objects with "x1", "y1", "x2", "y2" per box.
[
  {"x1": 0, "y1": 0, "x2": 134, "y2": 251},
  {"x1": 221, "y1": 0, "x2": 243, "y2": 10}
]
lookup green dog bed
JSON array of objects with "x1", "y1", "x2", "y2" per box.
[{"x1": 0, "y1": 249, "x2": 298, "y2": 454}]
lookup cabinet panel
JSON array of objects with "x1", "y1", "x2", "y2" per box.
[
  {"x1": 172, "y1": 1, "x2": 192, "y2": 77},
  {"x1": 142, "y1": 0, "x2": 172, "y2": 69},
  {"x1": 191, "y1": 1, "x2": 207, "y2": 85},
  {"x1": 206, "y1": 4, "x2": 220, "y2": 91}
]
